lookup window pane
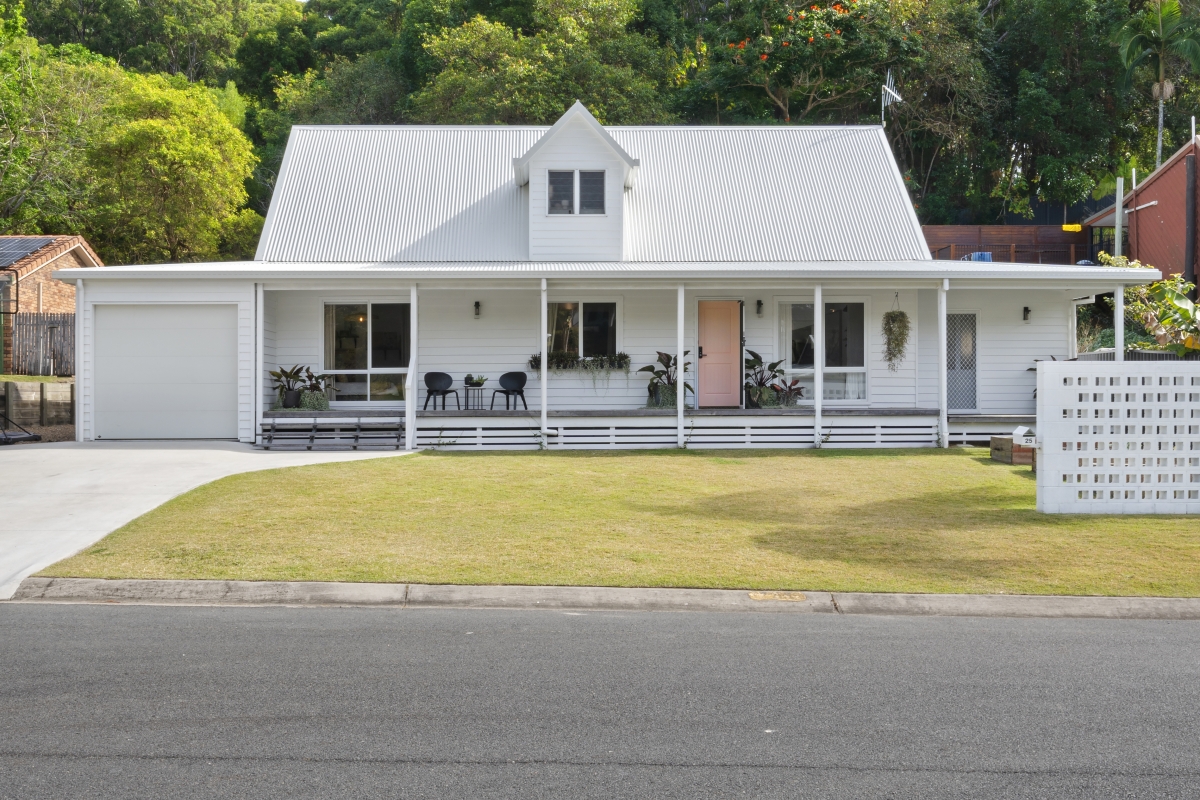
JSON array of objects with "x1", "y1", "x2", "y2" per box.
[
  {"x1": 582, "y1": 302, "x2": 616, "y2": 356},
  {"x1": 370, "y1": 374, "x2": 407, "y2": 402},
  {"x1": 579, "y1": 171, "x2": 604, "y2": 214},
  {"x1": 789, "y1": 304, "x2": 814, "y2": 368},
  {"x1": 823, "y1": 372, "x2": 867, "y2": 400},
  {"x1": 371, "y1": 303, "x2": 409, "y2": 368},
  {"x1": 325, "y1": 304, "x2": 368, "y2": 370},
  {"x1": 548, "y1": 171, "x2": 574, "y2": 214},
  {"x1": 548, "y1": 302, "x2": 579, "y2": 354},
  {"x1": 331, "y1": 373, "x2": 368, "y2": 401},
  {"x1": 825, "y1": 303, "x2": 864, "y2": 368}
]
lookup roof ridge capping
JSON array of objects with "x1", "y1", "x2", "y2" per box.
[{"x1": 513, "y1": 101, "x2": 641, "y2": 189}]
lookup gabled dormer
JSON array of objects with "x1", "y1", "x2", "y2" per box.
[{"x1": 514, "y1": 101, "x2": 639, "y2": 261}]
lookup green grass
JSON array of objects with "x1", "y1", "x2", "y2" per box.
[
  {"x1": 0, "y1": 374, "x2": 73, "y2": 383},
  {"x1": 41, "y1": 447, "x2": 1198, "y2": 596}
]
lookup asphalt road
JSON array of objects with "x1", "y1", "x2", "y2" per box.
[{"x1": 3, "y1": 604, "x2": 1199, "y2": 799}]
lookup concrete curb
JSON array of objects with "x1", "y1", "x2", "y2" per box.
[{"x1": 11, "y1": 578, "x2": 1200, "y2": 618}]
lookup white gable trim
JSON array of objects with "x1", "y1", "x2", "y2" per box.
[{"x1": 513, "y1": 101, "x2": 640, "y2": 189}]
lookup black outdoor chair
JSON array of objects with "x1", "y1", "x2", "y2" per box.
[
  {"x1": 491, "y1": 371, "x2": 528, "y2": 410},
  {"x1": 423, "y1": 372, "x2": 460, "y2": 410}
]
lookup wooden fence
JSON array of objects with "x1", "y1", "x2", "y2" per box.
[{"x1": 9, "y1": 313, "x2": 75, "y2": 376}]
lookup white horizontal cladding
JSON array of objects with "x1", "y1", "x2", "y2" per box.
[
  {"x1": 948, "y1": 288, "x2": 1073, "y2": 415},
  {"x1": 1037, "y1": 361, "x2": 1200, "y2": 514},
  {"x1": 414, "y1": 413, "x2": 940, "y2": 450},
  {"x1": 526, "y1": 116, "x2": 625, "y2": 261},
  {"x1": 77, "y1": 278, "x2": 256, "y2": 442}
]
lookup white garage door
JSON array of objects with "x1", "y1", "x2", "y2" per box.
[{"x1": 94, "y1": 304, "x2": 238, "y2": 439}]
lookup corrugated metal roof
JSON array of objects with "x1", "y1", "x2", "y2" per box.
[{"x1": 256, "y1": 124, "x2": 928, "y2": 263}]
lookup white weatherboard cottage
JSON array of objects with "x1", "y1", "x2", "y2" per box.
[{"x1": 56, "y1": 103, "x2": 1158, "y2": 449}]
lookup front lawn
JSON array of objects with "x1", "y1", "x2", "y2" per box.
[{"x1": 42, "y1": 448, "x2": 1200, "y2": 596}]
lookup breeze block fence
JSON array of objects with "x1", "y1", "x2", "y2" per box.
[{"x1": 1038, "y1": 360, "x2": 1200, "y2": 514}]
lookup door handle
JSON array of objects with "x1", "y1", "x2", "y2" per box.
[{"x1": 698, "y1": 346, "x2": 706, "y2": 358}]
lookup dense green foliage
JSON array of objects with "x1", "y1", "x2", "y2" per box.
[{"x1": 6, "y1": 0, "x2": 1200, "y2": 262}]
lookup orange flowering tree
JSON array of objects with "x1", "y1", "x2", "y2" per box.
[{"x1": 708, "y1": 0, "x2": 910, "y2": 122}]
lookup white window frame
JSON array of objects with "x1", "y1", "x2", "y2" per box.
[
  {"x1": 546, "y1": 170, "x2": 606, "y2": 216},
  {"x1": 323, "y1": 300, "x2": 410, "y2": 407},
  {"x1": 776, "y1": 294, "x2": 870, "y2": 406},
  {"x1": 546, "y1": 296, "x2": 623, "y2": 357}
]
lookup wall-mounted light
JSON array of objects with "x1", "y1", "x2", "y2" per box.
[
  {"x1": 474, "y1": 301, "x2": 481, "y2": 319},
  {"x1": 755, "y1": 299, "x2": 764, "y2": 317},
  {"x1": 1023, "y1": 306, "x2": 1031, "y2": 322}
]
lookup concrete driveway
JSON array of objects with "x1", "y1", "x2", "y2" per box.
[{"x1": 0, "y1": 441, "x2": 411, "y2": 599}]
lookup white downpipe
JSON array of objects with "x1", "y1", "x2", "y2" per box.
[
  {"x1": 677, "y1": 284, "x2": 685, "y2": 447},
  {"x1": 405, "y1": 282, "x2": 417, "y2": 450},
  {"x1": 255, "y1": 282, "x2": 263, "y2": 445},
  {"x1": 1114, "y1": 177, "x2": 1124, "y2": 259},
  {"x1": 1115, "y1": 284, "x2": 1125, "y2": 363},
  {"x1": 75, "y1": 279, "x2": 84, "y2": 441},
  {"x1": 540, "y1": 278, "x2": 552, "y2": 438},
  {"x1": 813, "y1": 284, "x2": 823, "y2": 448},
  {"x1": 938, "y1": 279, "x2": 949, "y2": 448}
]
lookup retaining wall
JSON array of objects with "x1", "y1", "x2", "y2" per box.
[{"x1": 1, "y1": 381, "x2": 75, "y2": 427}]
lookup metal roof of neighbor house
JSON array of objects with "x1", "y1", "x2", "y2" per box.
[{"x1": 255, "y1": 124, "x2": 929, "y2": 264}]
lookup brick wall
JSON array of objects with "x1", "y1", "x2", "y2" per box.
[{"x1": 14, "y1": 249, "x2": 87, "y2": 313}]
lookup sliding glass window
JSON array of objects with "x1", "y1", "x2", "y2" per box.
[
  {"x1": 324, "y1": 302, "x2": 410, "y2": 403},
  {"x1": 548, "y1": 301, "x2": 617, "y2": 357},
  {"x1": 780, "y1": 301, "x2": 867, "y2": 402}
]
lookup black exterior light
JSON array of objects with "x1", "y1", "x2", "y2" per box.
[
  {"x1": 474, "y1": 301, "x2": 481, "y2": 318},
  {"x1": 756, "y1": 299, "x2": 764, "y2": 317},
  {"x1": 1023, "y1": 306, "x2": 1031, "y2": 321}
]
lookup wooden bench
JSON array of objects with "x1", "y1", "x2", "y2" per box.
[{"x1": 259, "y1": 416, "x2": 404, "y2": 451}]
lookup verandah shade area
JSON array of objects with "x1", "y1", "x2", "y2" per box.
[{"x1": 42, "y1": 449, "x2": 1200, "y2": 597}]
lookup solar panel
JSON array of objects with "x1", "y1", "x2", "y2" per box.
[{"x1": 0, "y1": 237, "x2": 56, "y2": 268}]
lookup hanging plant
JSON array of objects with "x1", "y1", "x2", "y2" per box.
[{"x1": 882, "y1": 308, "x2": 910, "y2": 372}]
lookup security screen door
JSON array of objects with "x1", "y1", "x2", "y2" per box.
[{"x1": 947, "y1": 313, "x2": 977, "y2": 411}]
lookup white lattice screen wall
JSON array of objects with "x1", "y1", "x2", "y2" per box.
[{"x1": 1037, "y1": 361, "x2": 1200, "y2": 514}]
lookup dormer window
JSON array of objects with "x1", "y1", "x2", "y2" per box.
[{"x1": 547, "y1": 170, "x2": 605, "y2": 215}]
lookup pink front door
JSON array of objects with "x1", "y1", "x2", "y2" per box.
[{"x1": 697, "y1": 301, "x2": 741, "y2": 407}]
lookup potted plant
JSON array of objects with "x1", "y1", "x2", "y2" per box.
[
  {"x1": 771, "y1": 377, "x2": 807, "y2": 407},
  {"x1": 464, "y1": 374, "x2": 488, "y2": 387},
  {"x1": 637, "y1": 351, "x2": 693, "y2": 408},
  {"x1": 743, "y1": 350, "x2": 784, "y2": 408},
  {"x1": 299, "y1": 367, "x2": 334, "y2": 410},
  {"x1": 269, "y1": 365, "x2": 306, "y2": 408}
]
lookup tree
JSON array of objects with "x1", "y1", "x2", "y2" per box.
[
  {"x1": 1117, "y1": 0, "x2": 1200, "y2": 169},
  {"x1": 409, "y1": 0, "x2": 675, "y2": 124},
  {"x1": 87, "y1": 73, "x2": 258, "y2": 262}
]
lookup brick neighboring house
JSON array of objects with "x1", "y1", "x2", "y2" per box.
[{"x1": 1, "y1": 235, "x2": 104, "y2": 373}]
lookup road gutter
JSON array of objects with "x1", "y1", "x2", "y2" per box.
[{"x1": 11, "y1": 577, "x2": 1200, "y2": 619}]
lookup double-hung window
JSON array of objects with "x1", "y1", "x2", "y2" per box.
[
  {"x1": 547, "y1": 302, "x2": 617, "y2": 357},
  {"x1": 324, "y1": 302, "x2": 410, "y2": 403},
  {"x1": 780, "y1": 301, "x2": 867, "y2": 402},
  {"x1": 547, "y1": 171, "x2": 605, "y2": 215}
]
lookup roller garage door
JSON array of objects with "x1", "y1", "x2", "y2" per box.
[{"x1": 94, "y1": 304, "x2": 238, "y2": 439}]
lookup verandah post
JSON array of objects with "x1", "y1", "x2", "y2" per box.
[
  {"x1": 405, "y1": 283, "x2": 418, "y2": 450},
  {"x1": 254, "y1": 282, "x2": 263, "y2": 445},
  {"x1": 1114, "y1": 284, "x2": 1125, "y2": 363},
  {"x1": 677, "y1": 283, "x2": 685, "y2": 447},
  {"x1": 813, "y1": 284, "x2": 823, "y2": 447},
  {"x1": 540, "y1": 278, "x2": 548, "y2": 437},
  {"x1": 938, "y1": 279, "x2": 949, "y2": 448}
]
